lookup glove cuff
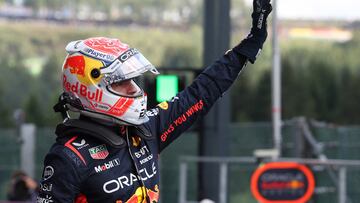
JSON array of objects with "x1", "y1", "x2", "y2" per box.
[
  {"x1": 236, "y1": 1, "x2": 272, "y2": 63},
  {"x1": 233, "y1": 34, "x2": 265, "y2": 64}
]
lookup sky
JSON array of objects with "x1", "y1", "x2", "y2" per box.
[{"x1": 244, "y1": 0, "x2": 360, "y2": 20}]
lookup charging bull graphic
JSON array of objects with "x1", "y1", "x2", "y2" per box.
[{"x1": 116, "y1": 185, "x2": 159, "y2": 203}]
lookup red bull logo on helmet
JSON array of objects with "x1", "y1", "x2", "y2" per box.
[
  {"x1": 64, "y1": 55, "x2": 86, "y2": 77},
  {"x1": 63, "y1": 75, "x2": 103, "y2": 102},
  {"x1": 64, "y1": 54, "x2": 103, "y2": 86}
]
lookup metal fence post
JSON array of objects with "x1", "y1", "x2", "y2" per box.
[
  {"x1": 219, "y1": 162, "x2": 228, "y2": 203},
  {"x1": 179, "y1": 162, "x2": 188, "y2": 203},
  {"x1": 20, "y1": 123, "x2": 36, "y2": 178},
  {"x1": 338, "y1": 167, "x2": 347, "y2": 203}
]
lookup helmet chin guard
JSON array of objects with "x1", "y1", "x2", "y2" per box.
[{"x1": 59, "y1": 37, "x2": 159, "y2": 126}]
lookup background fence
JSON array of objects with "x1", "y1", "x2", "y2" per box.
[
  {"x1": 0, "y1": 119, "x2": 360, "y2": 202},
  {"x1": 178, "y1": 156, "x2": 360, "y2": 203}
]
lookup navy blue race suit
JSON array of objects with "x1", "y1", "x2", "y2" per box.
[
  {"x1": 38, "y1": 0, "x2": 272, "y2": 201},
  {"x1": 37, "y1": 50, "x2": 248, "y2": 203}
]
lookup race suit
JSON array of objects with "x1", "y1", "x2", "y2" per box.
[{"x1": 37, "y1": 50, "x2": 248, "y2": 203}]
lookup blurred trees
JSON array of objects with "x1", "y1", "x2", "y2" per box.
[
  {"x1": 17, "y1": 0, "x2": 203, "y2": 26},
  {"x1": 232, "y1": 33, "x2": 360, "y2": 124},
  {"x1": 0, "y1": 21, "x2": 360, "y2": 126}
]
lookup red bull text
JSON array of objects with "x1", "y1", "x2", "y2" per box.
[{"x1": 63, "y1": 75, "x2": 103, "y2": 102}]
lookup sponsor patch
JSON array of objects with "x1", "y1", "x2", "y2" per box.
[
  {"x1": 43, "y1": 166, "x2": 54, "y2": 181},
  {"x1": 94, "y1": 102, "x2": 111, "y2": 111},
  {"x1": 131, "y1": 136, "x2": 141, "y2": 147},
  {"x1": 40, "y1": 183, "x2": 53, "y2": 192},
  {"x1": 72, "y1": 139, "x2": 86, "y2": 147},
  {"x1": 63, "y1": 75, "x2": 103, "y2": 102},
  {"x1": 83, "y1": 47, "x2": 115, "y2": 61},
  {"x1": 103, "y1": 162, "x2": 157, "y2": 193},
  {"x1": 146, "y1": 108, "x2": 159, "y2": 117},
  {"x1": 89, "y1": 144, "x2": 109, "y2": 159},
  {"x1": 72, "y1": 139, "x2": 89, "y2": 149},
  {"x1": 94, "y1": 158, "x2": 120, "y2": 173},
  {"x1": 118, "y1": 48, "x2": 139, "y2": 63},
  {"x1": 37, "y1": 195, "x2": 54, "y2": 203},
  {"x1": 125, "y1": 185, "x2": 159, "y2": 203},
  {"x1": 140, "y1": 154, "x2": 153, "y2": 165},
  {"x1": 158, "y1": 101, "x2": 168, "y2": 110},
  {"x1": 170, "y1": 96, "x2": 179, "y2": 102},
  {"x1": 134, "y1": 146, "x2": 149, "y2": 158}
]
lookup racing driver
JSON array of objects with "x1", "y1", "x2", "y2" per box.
[{"x1": 37, "y1": 0, "x2": 272, "y2": 202}]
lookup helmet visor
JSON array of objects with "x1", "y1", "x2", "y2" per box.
[
  {"x1": 101, "y1": 48, "x2": 159, "y2": 85},
  {"x1": 107, "y1": 79, "x2": 143, "y2": 98}
]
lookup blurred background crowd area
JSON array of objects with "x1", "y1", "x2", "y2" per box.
[{"x1": 0, "y1": 0, "x2": 360, "y2": 202}]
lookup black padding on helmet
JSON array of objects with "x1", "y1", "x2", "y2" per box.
[
  {"x1": 56, "y1": 119, "x2": 126, "y2": 148},
  {"x1": 55, "y1": 118, "x2": 154, "y2": 148}
]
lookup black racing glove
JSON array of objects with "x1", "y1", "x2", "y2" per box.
[{"x1": 234, "y1": 0, "x2": 272, "y2": 63}]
